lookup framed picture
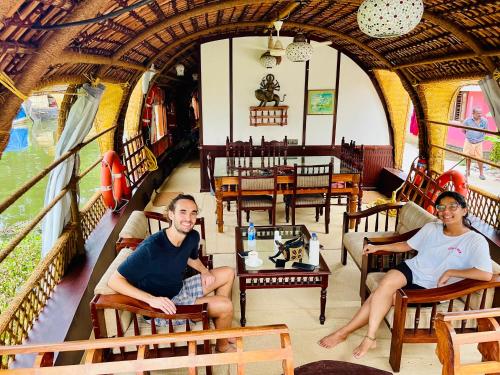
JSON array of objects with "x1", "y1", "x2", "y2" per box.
[{"x1": 307, "y1": 89, "x2": 335, "y2": 115}]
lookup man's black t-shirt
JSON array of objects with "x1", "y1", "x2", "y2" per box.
[{"x1": 118, "y1": 229, "x2": 199, "y2": 298}]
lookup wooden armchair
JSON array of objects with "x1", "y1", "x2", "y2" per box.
[
  {"x1": 285, "y1": 163, "x2": 333, "y2": 233},
  {"x1": 360, "y1": 233, "x2": 500, "y2": 372},
  {"x1": 260, "y1": 135, "x2": 288, "y2": 167},
  {"x1": 237, "y1": 166, "x2": 278, "y2": 227},
  {"x1": 436, "y1": 308, "x2": 500, "y2": 375}
]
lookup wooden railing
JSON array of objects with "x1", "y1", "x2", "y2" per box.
[
  {"x1": 122, "y1": 132, "x2": 149, "y2": 190},
  {"x1": 0, "y1": 126, "x2": 148, "y2": 368},
  {"x1": 467, "y1": 185, "x2": 499, "y2": 229},
  {"x1": 0, "y1": 226, "x2": 78, "y2": 368},
  {"x1": 0, "y1": 325, "x2": 294, "y2": 374}
]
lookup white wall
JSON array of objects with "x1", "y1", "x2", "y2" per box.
[
  {"x1": 201, "y1": 39, "x2": 230, "y2": 144},
  {"x1": 336, "y1": 54, "x2": 389, "y2": 145},
  {"x1": 201, "y1": 37, "x2": 389, "y2": 146}
]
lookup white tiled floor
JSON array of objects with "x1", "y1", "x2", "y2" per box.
[{"x1": 149, "y1": 158, "x2": 483, "y2": 375}]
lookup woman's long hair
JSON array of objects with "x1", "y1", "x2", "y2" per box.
[{"x1": 435, "y1": 191, "x2": 472, "y2": 228}]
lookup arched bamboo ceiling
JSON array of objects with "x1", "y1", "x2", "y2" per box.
[{"x1": 0, "y1": 0, "x2": 499, "y2": 153}]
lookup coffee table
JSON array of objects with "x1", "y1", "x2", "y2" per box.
[{"x1": 235, "y1": 225, "x2": 331, "y2": 326}]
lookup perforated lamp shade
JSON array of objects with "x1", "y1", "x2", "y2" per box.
[
  {"x1": 175, "y1": 63, "x2": 185, "y2": 76},
  {"x1": 357, "y1": 0, "x2": 424, "y2": 38},
  {"x1": 260, "y1": 51, "x2": 277, "y2": 69},
  {"x1": 286, "y1": 33, "x2": 313, "y2": 62}
]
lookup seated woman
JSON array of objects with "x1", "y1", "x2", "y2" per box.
[{"x1": 318, "y1": 191, "x2": 493, "y2": 359}]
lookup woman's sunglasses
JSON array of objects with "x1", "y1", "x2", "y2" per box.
[{"x1": 435, "y1": 203, "x2": 461, "y2": 212}]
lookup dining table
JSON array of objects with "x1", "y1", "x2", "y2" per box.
[{"x1": 212, "y1": 155, "x2": 361, "y2": 232}]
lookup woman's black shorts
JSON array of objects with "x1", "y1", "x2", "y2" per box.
[{"x1": 394, "y1": 262, "x2": 426, "y2": 290}]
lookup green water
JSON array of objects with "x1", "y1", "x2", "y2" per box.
[{"x1": 0, "y1": 119, "x2": 101, "y2": 230}]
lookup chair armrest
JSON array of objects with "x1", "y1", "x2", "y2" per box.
[
  {"x1": 397, "y1": 275, "x2": 500, "y2": 304},
  {"x1": 144, "y1": 211, "x2": 168, "y2": 221},
  {"x1": 365, "y1": 228, "x2": 420, "y2": 245},
  {"x1": 92, "y1": 293, "x2": 208, "y2": 320},
  {"x1": 344, "y1": 202, "x2": 405, "y2": 220},
  {"x1": 116, "y1": 237, "x2": 144, "y2": 253},
  {"x1": 436, "y1": 307, "x2": 500, "y2": 322}
]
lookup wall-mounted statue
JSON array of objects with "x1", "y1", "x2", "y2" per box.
[{"x1": 255, "y1": 74, "x2": 287, "y2": 107}]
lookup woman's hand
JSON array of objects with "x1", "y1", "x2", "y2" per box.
[
  {"x1": 363, "y1": 244, "x2": 379, "y2": 255},
  {"x1": 437, "y1": 270, "x2": 451, "y2": 287}
]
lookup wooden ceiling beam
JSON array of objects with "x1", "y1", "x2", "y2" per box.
[
  {"x1": 148, "y1": 21, "x2": 392, "y2": 68},
  {"x1": 393, "y1": 49, "x2": 500, "y2": 70},
  {"x1": 58, "y1": 51, "x2": 148, "y2": 72}
]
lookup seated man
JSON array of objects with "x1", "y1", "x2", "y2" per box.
[{"x1": 108, "y1": 193, "x2": 236, "y2": 352}]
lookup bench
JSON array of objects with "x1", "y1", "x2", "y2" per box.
[{"x1": 0, "y1": 325, "x2": 294, "y2": 374}]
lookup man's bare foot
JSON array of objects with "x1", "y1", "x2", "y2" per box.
[
  {"x1": 215, "y1": 343, "x2": 236, "y2": 353},
  {"x1": 352, "y1": 335, "x2": 376, "y2": 359},
  {"x1": 318, "y1": 331, "x2": 348, "y2": 349}
]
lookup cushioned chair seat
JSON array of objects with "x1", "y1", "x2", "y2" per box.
[
  {"x1": 342, "y1": 231, "x2": 397, "y2": 268},
  {"x1": 241, "y1": 195, "x2": 273, "y2": 208},
  {"x1": 294, "y1": 194, "x2": 325, "y2": 206}
]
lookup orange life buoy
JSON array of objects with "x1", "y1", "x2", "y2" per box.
[
  {"x1": 425, "y1": 170, "x2": 468, "y2": 213},
  {"x1": 101, "y1": 150, "x2": 131, "y2": 211}
]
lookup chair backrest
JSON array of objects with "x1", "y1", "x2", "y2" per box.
[
  {"x1": 226, "y1": 136, "x2": 253, "y2": 168},
  {"x1": 237, "y1": 167, "x2": 278, "y2": 197},
  {"x1": 293, "y1": 163, "x2": 333, "y2": 198},
  {"x1": 260, "y1": 136, "x2": 288, "y2": 167},
  {"x1": 340, "y1": 137, "x2": 364, "y2": 174}
]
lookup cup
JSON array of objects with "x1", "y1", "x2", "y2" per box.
[{"x1": 247, "y1": 250, "x2": 259, "y2": 261}]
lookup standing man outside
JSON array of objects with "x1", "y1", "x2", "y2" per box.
[
  {"x1": 108, "y1": 194, "x2": 236, "y2": 352},
  {"x1": 463, "y1": 107, "x2": 488, "y2": 180}
]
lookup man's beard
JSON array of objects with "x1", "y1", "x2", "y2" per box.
[{"x1": 173, "y1": 220, "x2": 193, "y2": 235}]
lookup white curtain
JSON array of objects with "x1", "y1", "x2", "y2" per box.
[
  {"x1": 41, "y1": 83, "x2": 105, "y2": 257},
  {"x1": 479, "y1": 75, "x2": 500, "y2": 131}
]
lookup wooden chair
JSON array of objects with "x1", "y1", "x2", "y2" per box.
[
  {"x1": 260, "y1": 135, "x2": 288, "y2": 167},
  {"x1": 237, "y1": 166, "x2": 278, "y2": 227},
  {"x1": 360, "y1": 232, "x2": 500, "y2": 372},
  {"x1": 285, "y1": 163, "x2": 333, "y2": 233},
  {"x1": 334, "y1": 137, "x2": 364, "y2": 209},
  {"x1": 436, "y1": 308, "x2": 500, "y2": 375},
  {"x1": 226, "y1": 136, "x2": 254, "y2": 169},
  {"x1": 91, "y1": 213, "x2": 214, "y2": 372}
]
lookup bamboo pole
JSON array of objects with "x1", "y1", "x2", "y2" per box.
[
  {"x1": 430, "y1": 143, "x2": 500, "y2": 169},
  {"x1": 428, "y1": 120, "x2": 499, "y2": 136},
  {"x1": 0, "y1": 188, "x2": 68, "y2": 264},
  {"x1": 77, "y1": 157, "x2": 102, "y2": 181},
  {"x1": 0, "y1": 125, "x2": 116, "y2": 215},
  {"x1": 68, "y1": 163, "x2": 84, "y2": 255}
]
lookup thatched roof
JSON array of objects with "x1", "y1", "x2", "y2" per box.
[{"x1": 0, "y1": 0, "x2": 498, "y2": 152}]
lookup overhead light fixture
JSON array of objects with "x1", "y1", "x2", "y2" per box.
[
  {"x1": 260, "y1": 51, "x2": 277, "y2": 69},
  {"x1": 286, "y1": 32, "x2": 313, "y2": 62},
  {"x1": 175, "y1": 63, "x2": 185, "y2": 76},
  {"x1": 270, "y1": 20, "x2": 286, "y2": 56},
  {"x1": 357, "y1": 0, "x2": 424, "y2": 38}
]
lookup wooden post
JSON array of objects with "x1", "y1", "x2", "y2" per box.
[{"x1": 69, "y1": 157, "x2": 85, "y2": 255}]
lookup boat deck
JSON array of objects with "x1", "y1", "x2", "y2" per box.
[{"x1": 139, "y1": 157, "x2": 482, "y2": 375}]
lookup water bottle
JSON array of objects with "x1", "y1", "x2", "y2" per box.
[
  {"x1": 247, "y1": 221, "x2": 256, "y2": 250},
  {"x1": 309, "y1": 232, "x2": 320, "y2": 267},
  {"x1": 273, "y1": 229, "x2": 282, "y2": 255}
]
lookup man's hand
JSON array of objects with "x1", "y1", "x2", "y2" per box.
[
  {"x1": 363, "y1": 244, "x2": 379, "y2": 255},
  {"x1": 201, "y1": 271, "x2": 216, "y2": 287},
  {"x1": 147, "y1": 295, "x2": 177, "y2": 315},
  {"x1": 437, "y1": 270, "x2": 452, "y2": 287}
]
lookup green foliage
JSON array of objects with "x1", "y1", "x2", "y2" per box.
[
  {"x1": 485, "y1": 135, "x2": 500, "y2": 163},
  {"x1": 0, "y1": 226, "x2": 41, "y2": 314}
]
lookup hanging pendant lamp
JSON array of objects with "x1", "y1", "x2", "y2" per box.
[
  {"x1": 175, "y1": 63, "x2": 185, "y2": 76},
  {"x1": 286, "y1": 32, "x2": 313, "y2": 62},
  {"x1": 260, "y1": 51, "x2": 277, "y2": 69},
  {"x1": 357, "y1": 0, "x2": 424, "y2": 38}
]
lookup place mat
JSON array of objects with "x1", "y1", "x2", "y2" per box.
[{"x1": 152, "y1": 191, "x2": 181, "y2": 207}]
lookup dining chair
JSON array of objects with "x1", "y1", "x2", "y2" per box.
[
  {"x1": 226, "y1": 136, "x2": 254, "y2": 169},
  {"x1": 237, "y1": 167, "x2": 278, "y2": 227},
  {"x1": 333, "y1": 137, "x2": 364, "y2": 210},
  {"x1": 285, "y1": 163, "x2": 333, "y2": 233},
  {"x1": 260, "y1": 136, "x2": 288, "y2": 167}
]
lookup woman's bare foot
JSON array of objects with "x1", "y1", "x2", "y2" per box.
[
  {"x1": 228, "y1": 337, "x2": 236, "y2": 344},
  {"x1": 352, "y1": 335, "x2": 376, "y2": 359},
  {"x1": 318, "y1": 330, "x2": 348, "y2": 349},
  {"x1": 215, "y1": 342, "x2": 236, "y2": 353}
]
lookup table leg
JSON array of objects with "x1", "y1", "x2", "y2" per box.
[
  {"x1": 320, "y1": 287, "x2": 327, "y2": 325},
  {"x1": 240, "y1": 288, "x2": 247, "y2": 327},
  {"x1": 215, "y1": 179, "x2": 224, "y2": 232},
  {"x1": 348, "y1": 182, "x2": 359, "y2": 229}
]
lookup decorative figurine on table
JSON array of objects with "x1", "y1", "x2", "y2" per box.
[
  {"x1": 255, "y1": 74, "x2": 287, "y2": 107},
  {"x1": 269, "y1": 236, "x2": 304, "y2": 263}
]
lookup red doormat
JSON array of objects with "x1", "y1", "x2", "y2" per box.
[{"x1": 293, "y1": 360, "x2": 392, "y2": 375}]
